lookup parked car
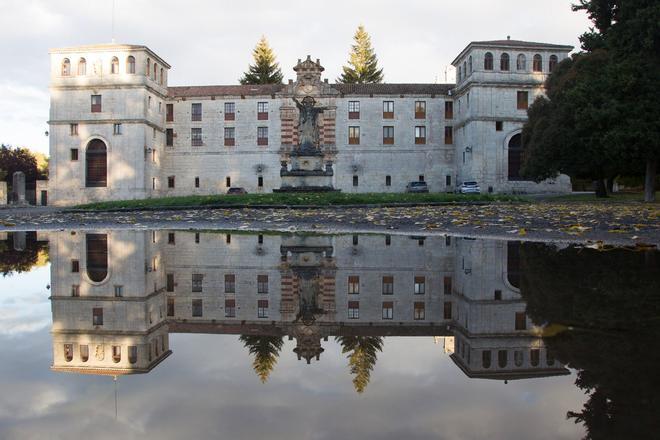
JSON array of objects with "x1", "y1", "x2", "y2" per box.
[
  {"x1": 458, "y1": 181, "x2": 481, "y2": 194},
  {"x1": 406, "y1": 181, "x2": 429, "y2": 193},
  {"x1": 226, "y1": 187, "x2": 247, "y2": 195}
]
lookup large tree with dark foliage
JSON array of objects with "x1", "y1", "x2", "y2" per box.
[
  {"x1": 239, "y1": 37, "x2": 284, "y2": 85},
  {"x1": 337, "y1": 25, "x2": 384, "y2": 84},
  {"x1": 0, "y1": 144, "x2": 47, "y2": 189},
  {"x1": 0, "y1": 232, "x2": 49, "y2": 276},
  {"x1": 518, "y1": 242, "x2": 660, "y2": 439},
  {"x1": 521, "y1": 0, "x2": 660, "y2": 201}
]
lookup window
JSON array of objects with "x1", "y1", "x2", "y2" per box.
[
  {"x1": 468, "y1": 55, "x2": 473, "y2": 73},
  {"x1": 414, "y1": 302, "x2": 425, "y2": 320},
  {"x1": 164, "y1": 175, "x2": 174, "y2": 189},
  {"x1": 353, "y1": 235, "x2": 359, "y2": 245},
  {"x1": 166, "y1": 129, "x2": 174, "y2": 147},
  {"x1": 152, "y1": 178, "x2": 156, "y2": 189},
  {"x1": 500, "y1": 53, "x2": 510, "y2": 71},
  {"x1": 153, "y1": 63, "x2": 157, "y2": 81},
  {"x1": 167, "y1": 232, "x2": 175, "y2": 245},
  {"x1": 514, "y1": 350, "x2": 523, "y2": 367},
  {"x1": 191, "y1": 128, "x2": 203, "y2": 146},
  {"x1": 530, "y1": 349, "x2": 540, "y2": 366},
  {"x1": 414, "y1": 101, "x2": 426, "y2": 119},
  {"x1": 80, "y1": 345, "x2": 89, "y2": 362},
  {"x1": 147, "y1": 57, "x2": 151, "y2": 76},
  {"x1": 91, "y1": 95, "x2": 102, "y2": 112},
  {"x1": 348, "y1": 101, "x2": 360, "y2": 119},
  {"x1": 382, "y1": 276, "x2": 393, "y2": 295},
  {"x1": 224, "y1": 102, "x2": 235, "y2": 120},
  {"x1": 224, "y1": 127, "x2": 235, "y2": 146},
  {"x1": 225, "y1": 299, "x2": 236, "y2": 317},
  {"x1": 191, "y1": 103, "x2": 202, "y2": 121},
  {"x1": 352, "y1": 175, "x2": 358, "y2": 187},
  {"x1": 385, "y1": 235, "x2": 391, "y2": 246},
  {"x1": 498, "y1": 350, "x2": 508, "y2": 368},
  {"x1": 516, "y1": 91, "x2": 528, "y2": 110},
  {"x1": 494, "y1": 289, "x2": 502, "y2": 300},
  {"x1": 71, "y1": 259, "x2": 79, "y2": 272},
  {"x1": 443, "y1": 301, "x2": 452, "y2": 319},
  {"x1": 257, "y1": 126, "x2": 268, "y2": 145},
  {"x1": 257, "y1": 101, "x2": 268, "y2": 120},
  {"x1": 257, "y1": 275, "x2": 268, "y2": 294},
  {"x1": 508, "y1": 133, "x2": 524, "y2": 180},
  {"x1": 446, "y1": 175, "x2": 451, "y2": 187},
  {"x1": 385, "y1": 175, "x2": 391, "y2": 186},
  {"x1": 517, "y1": 53, "x2": 526, "y2": 70},
  {"x1": 383, "y1": 101, "x2": 394, "y2": 118},
  {"x1": 549, "y1": 55, "x2": 558, "y2": 71},
  {"x1": 258, "y1": 176, "x2": 263, "y2": 187},
  {"x1": 71, "y1": 285, "x2": 80, "y2": 297},
  {"x1": 258, "y1": 234, "x2": 263, "y2": 244},
  {"x1": 415, "y1": 126, "x2": 426, "y2": 144},
  {"x1": 496, "y1": 121, "x2": 503, "y2": 131},
  {"x1": 114, "y1": 285, "x2": 123, "y2": 297},
  {"x1": 113, "y1": 123, "x2": 122, "y2": 135},
  {"x1": 414, "y1": 276, "x2": 425, "y2": 294},
  {"x1": 86, "y1": 233, "x2": 108, "y2": 282},
  {"x1": 69, "y1": 123, "x2": 78, "y2": 136},
  {"x1": 226, "y1": 176, "x2": 231, "y2": 187},
  {"x1": 445, "y1": 101, "x2": 453, "y2": 119},
  {"x1": 482, "y1": 350, "x2": 492, "y2": 368},
  {"x1": 382, "y1": 126, "x2": 394, "y2": 144},
  {"x1": 127, "y1": 55, "x2": 135, "y2": 74},
  {"x1": 225, "y1": 274, "x2": 236, "y2": 293},
  {"x1": 443, "y1": 276, "x2": 452, "y2": 295},
  {"x1": 348, "y1": 301, "x2": 360, "y2": 319},
  {"x1": 348, "y1": 126, "x2": 360, "y2": 144},
  {"x1": 257, "y1": 300, "x2": 268, "y2": 318},
  {"x1": 77, "y1": 58, "x2": 86, "y2": 75},
  {"x1": 195, "y1": 233, "x2": 200, "y2": 243},
  {"x1": 533, "y1": 54, "x2": 542, "y2": 72},
  {"x1": 463, "y1": 60, "x2": 467, "y2": 78},
  {"x1": 111, "y1": 57, "x2": 119, "y2": 74},
  {"x1": 70, "y1": 148, "x2": 79, "y2": 161},
  {"x1": 166, "y1": 103, "x2": 174, "y2": 122},
  {"x1": 348, "y1": 276, "x2": 360, "y2": 294},
  {"x1": 445, "y1": 235, "x2": 451, "y2": 246},
  {"x1": 61, "y1": 58, "x2": 71, "y2": 76},
  {"x1": 484, "y1": 52, "x2": 494, "y2": 70},
  {"x1": 192, "y1": 273, "x2": 203, "y2": 292},
  {"x1": 515, "y1": 312, "x2": 527, "y2": 330},
  {"x1": 128, "y1": 346, "x2": 138, "y2": 364},
  {"x1": 192, "y1": 299, "x2": 203, "y2": 317},
  {"x1": 112, "y1": 346, "x2": 121, "y2": 363},
  {"x1": 458, "y1": 65, "x2": 462, "y2": 82},
  {"x1": 92, "y1": 307, "x2": 104, "y2": 326},
  {"x1": 160, "y1": 68, "x2": 164, "y2": 85},
  {"x1": 64, "y1": 344, "x2": 73, "y2": 362},
  {"x1": 444, "y1": 126, "x2": 453, "y2": 144},
  {"x1": 382, "y1": 301, "x2": 393, "y2": 320},
  {"x1": 418, "y1": 175, "x2": 425, "y2": 182}
]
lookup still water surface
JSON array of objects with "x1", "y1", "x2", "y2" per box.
[{"x1": 0, "y1": 230, "x2": 658, "y2": 440}]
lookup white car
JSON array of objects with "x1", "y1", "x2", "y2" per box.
[{"x1": 458, "y1": 181, "x2": 481, "y2": 194}]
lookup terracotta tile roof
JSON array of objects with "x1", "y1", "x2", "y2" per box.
[
  {"x1": 332, "y1": 83, "x2": 453, "y2": 95},
  {"x1": 168, "y1": 84, "x2": 285, "y2": 98}
]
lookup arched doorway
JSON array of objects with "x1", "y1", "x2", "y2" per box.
[
  {"x1": 86, "y1": 139, "x2": 107, "y2": 187},
  {"x1": 508, "y1": 133, "x2": 523, "y2": 181}
]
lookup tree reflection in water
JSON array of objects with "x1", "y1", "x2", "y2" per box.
[
  {"x1": 519, "y1": 243, "x2": 660, "y2": 440},
  {"x1": 239, "y1": 335, "x2": 285, "y2": 383},
  {"x1": 335, "y1": 336, "x2": 384, "y2": 393}
]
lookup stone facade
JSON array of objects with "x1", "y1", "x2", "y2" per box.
[
  {"x1": 47, "y1": 230, "x2": 568, "y2": 380},
  {"x1": 48, "y1": 39, "x2": 573, "y2": 206}
]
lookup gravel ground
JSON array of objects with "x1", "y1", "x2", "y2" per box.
[{"x1": 1, "y1": 202, "x2": 658, "y2": 245}]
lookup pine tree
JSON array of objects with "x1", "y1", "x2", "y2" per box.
[
  {"x1": 239, "y1": 36, "x2": 284, "y2": 85},
  {"x1": 239, "y1": 335, "x2": 284, "y2": 383},
  {"x1": 337, "y1": 25, "x2": 384, "y2": 84},
  {"x1": 335, "y1": 336, "x2": 384, "y2": 393}
]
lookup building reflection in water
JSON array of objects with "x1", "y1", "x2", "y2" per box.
[{"x1": 44, "y1": 230, "x2": 569, "y2": 387}]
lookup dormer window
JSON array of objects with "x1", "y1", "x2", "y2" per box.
[
  {"x1": 61, "y1": 58, "x2": 71, "y2": 76},
  {"x1": 77, "y1": 58, "x2": 86, "y2": 76},
  {"x1": 111, "y1": 57, "x2": 119, "y2": 74},
  {"x1": 484, "y1": 52, "x2": 494, "y2": 70}
]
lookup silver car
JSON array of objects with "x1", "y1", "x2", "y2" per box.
[
  {"x1": 406, "y1": 181, "x2": 429, "y2": 193},
  {"x1": 458, "y1": 181, "x2": 481, "y2": 194}
]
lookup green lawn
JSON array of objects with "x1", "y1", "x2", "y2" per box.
[
  {"x1": 544, "y1": 191, "x2": 660, "y2": 203},
  {"x1": 74, "y1": 192, "x2": 527, "y2": 210}
]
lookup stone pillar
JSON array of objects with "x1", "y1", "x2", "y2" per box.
[
  {"x1": 0, "y1": 181, "x2": 6, "y2": 206},
  {"x1": 12, "y1": 171, "x2": 26, "y2": 204}
]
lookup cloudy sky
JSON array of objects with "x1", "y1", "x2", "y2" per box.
[{"x1": 0, "y1": 0, "x2": 590, "y2": 155}]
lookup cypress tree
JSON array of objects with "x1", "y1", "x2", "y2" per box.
[
  {"x1": 337, "y1": 25, "x2": 384, "y2": 84},
  {"x1": 239, "y1": 36, "x2": 284, "y2": 85}
]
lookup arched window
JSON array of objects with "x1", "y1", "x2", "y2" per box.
[
  {"x1": 458, "y1": 66, "x2": 462, "y2": 82},
  {"x1": 482, "y1": 350, "x2": 491, "y2": 368},
  {"x1": 508, "y1": 133, "x2": 523, "y2": 180},
  {"x1": 498, "y1": 350, "x2": 508, "y2": 368},
  {"x1": 468, "y1": 55, "x2": 473, "y2": 73},
  {"x1": 549, "y1": 55, "x2": 558, "y2": 71},
  {"x1": 64, "y1": 344, "x2": 73, "y2": 362},
  {"x1": 111, "y1": 56, "x2": 119, "y2": 74},
  {"x1": 86, "y1": 233, "x2": 108, "y2": 282},
  {"x1": 61, "y1": 58, "x2": 71, "y2": 76},
  {"x1": 112, "y1": 345, "x2": 121, "y2": 363},
  {"x1": 77, "y1": 58, "x2": 86, "y2": 75},
  {"x1": 507, "y1": 241, "x2": 521, "y2": 289},
  {"x1": 153, "y1": 63, "x2": 157, "y2": 81},
  {"x1": 530, "y1": 349, "x2": 540, "y2": 366},
  {"x1": 514, "y1": 350, "x2": 523, "y2": 367},
  {"x1": 516, "y1": 54, "x2": 526, "y2": 71},
  {"x1": 160, "y1": 68, "x2": 164, "y2": 85},
  {"x1": 500, "y1": 53, "x2": 510, "y2": 71},
  {"x1": 462, "y1": 61, "x2": 467, "y2": 78},
  {"x1": 533, "y1": 54, "x2": 542, "y2": 72},
  {"x1": 126, "y1": 55, "x2": 136, "y2": 74},
  {"x1": 85, "y1": 139, "x2": 107, "y2": 187},
  {"x1": 147, "y1": 57, "x2": 151, "y2": 76},
  {"x1": 484, "y1": 52, "x2": 493, "y2": 70}
]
